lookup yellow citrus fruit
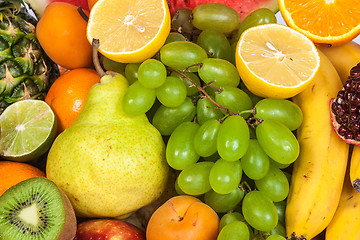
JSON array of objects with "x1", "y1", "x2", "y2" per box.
[
  {"x1": 86, "y1": 0, "x2": 171, "y2": 63},
  {"x1": 235, "y1": 23, "x2": 320, "y2": 99},
  {"x1": 278, "y1": 0, "x2": 360, "y2": 46}
]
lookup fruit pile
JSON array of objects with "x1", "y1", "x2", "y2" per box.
[{"x1": 1, "y1": 0, "x2": 360, "y2": 240}]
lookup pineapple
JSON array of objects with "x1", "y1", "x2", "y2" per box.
[{"x1": 0, "y1": 0, "x2": 59, "y2": 114}]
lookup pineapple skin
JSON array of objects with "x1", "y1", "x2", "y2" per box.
[{"x1": 0, "y1": 0, "x2": 59, "y2": 114}]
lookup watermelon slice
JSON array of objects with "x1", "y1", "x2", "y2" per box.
[
  {"x1": 25, "y1": 0, "x2": 89, "y2": 19},
  {"x1": 167, "y1": 0, "x2": 279, "y2": 21}
]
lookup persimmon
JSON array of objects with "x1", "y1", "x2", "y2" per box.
[
  {"x1": 36, "y1": 2, "x2": 92, "y2": 69},
  {"x1": 45, "y1": 68, "x2": 100, "y2": 133},
  {"x1": 146, "y1": 195, "x2": 219, "y2": 240}
]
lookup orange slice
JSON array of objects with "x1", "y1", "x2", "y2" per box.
[
  {"x1": 235, "y1": 24, "x2": 320, "y2": 99},
  {"x1": 278, "y1": 0, "x2": 360, "y2": 46},
  {"x1": 86, "y1": 0, "x2": 171, "y2": 63}
]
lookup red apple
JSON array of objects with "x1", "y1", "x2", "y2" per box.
[{"x1": 74, "y1": 219, "x2": 146, "y2": 240}]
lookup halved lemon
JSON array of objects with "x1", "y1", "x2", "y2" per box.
[
  {"x1": 278, "y1": 0, "x2": 360, "y2": 46},
  {"x1": 235, "y1": 23, "x2": 320, "y2": 99},
  {"x1": 87, "y1": 0, "x2": 171, "y2": 63}
]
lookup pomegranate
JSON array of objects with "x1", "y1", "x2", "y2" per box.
[{"x1": 330, "y1": 63, "x2": 360, "y2": 145}]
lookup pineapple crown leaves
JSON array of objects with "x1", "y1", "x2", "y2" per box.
[{"x1": 0, "y1": 0, "x2": 22, "y2": 15}]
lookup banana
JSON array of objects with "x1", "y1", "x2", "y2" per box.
[
  {"x1": 286, "y1": 51, "x2": 349, "y2": 240},
  {"x1": 350, "y1": 145, "x2": 360, "y2": 192},
  {"x1": 317, "y1": 41, "x2": 360, "y2": 84},
  {"x1": 325, "y1": 159, "x2": 360, "y2": 240}
]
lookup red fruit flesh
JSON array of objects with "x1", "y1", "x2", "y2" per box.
[
  {"x1": 167, "y1": 0, "x2": 279, "y2": 21},
  {"x1": 330, "y1": 63, "x2": 360, "y2": 145}
]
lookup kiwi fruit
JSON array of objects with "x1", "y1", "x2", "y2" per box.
[{"x1": 0, "y1": 177, "x2": 77, "y2": 240}]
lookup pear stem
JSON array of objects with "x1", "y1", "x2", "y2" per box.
[{"x1": 92, "y1": 39, "x2": 107, "y2": 78}]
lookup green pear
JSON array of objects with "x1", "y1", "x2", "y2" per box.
[{"x1": 46, "y1": 73, "x2": 169, "y2": 219}]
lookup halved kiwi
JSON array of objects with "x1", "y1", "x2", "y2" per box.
[{"x1": 0, "y1": 177, "x2": 77, "y2": 240}]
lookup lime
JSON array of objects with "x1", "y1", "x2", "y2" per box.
[{"x1": 0, "y1": 100, "x2": 57, "y2": 162}]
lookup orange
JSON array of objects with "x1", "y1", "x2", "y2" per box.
[
  {"x1": 45, "y1": 68, "x2": 100, "y2": 133},
  {"x1": 278, "y1": 0, "x2": 360, "y2": 46},
  {"x1": 36, "y1": 2, "x2": 93, "y2": 69},
  {"x1": 0, "y1": 161, "x2": 45, "y2": 196},
  {"x1": 86, "y1": 0, "x2": 171, "y2": 63},
  {"x1": 146, "y1": 195, "x2": 219, "y2": 240}
]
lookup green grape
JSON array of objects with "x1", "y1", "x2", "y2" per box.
[
  {"x1": 166, "y1": 122, "x2": 200, "y2": 170},
  {"x1": 214, "y1": 86, "x2": 253, "y2": 118},
  {"x1": 266, "y1": 234, "x2": 286, "y2": 240},
  {"x1": 174, "y1": 177, "x2": 187, "y2": 196},
  {"x1": 124, "y1": 62, "x2": 141, "y2": 85},
  {"x1": 200, "y1": 151, "x2": 220, "y2": 162},
  {"x1": 270, "y1": 158, "x2": 290, "y2": 169},
  {"x1": 196, "y1": 97, "x2": 224, "y2": 125},
  {"x1": 217, "y1": 221, "x2": 249, "y2": 240},
  {"x1": 152, "y1": 97, "x2": 196, "y2": 136},
  {"x1": 121, "y1": 81, "x2": 156, "y2": 116},
  {"x1": 165, "y1": 32, "x2": 187, "y2": 44},
  {"x1": 198, "y1": 58, "x2": 240, "y2": 88},
  {"x1": 217, "y1": 115, "x2": 250, "y2": 162},
  {"x1": 273, "y1": 200, "x2": 286, "y2": 225},
  {"x1": 234, "y1": 8, "x2": 277, "y2": 43},
  {"x1": 177, "y1": 161, "x2": 214, "y2": 195},
  {"x1": 191, "y1": 3, "x2": 240, "y2": 33},
  {"x1": 283, "y1": 171, "x2": 292, "y2": 185},
  {"x1": 146, "y1": 98, "x2": 162, "y2": 122},
  {"x1": 137, "y1": 59, "x2": 167, "y2": 88},
  {"x1": 194, "y1": 119, "x2": 221, "y2": 157},
  {"x1": 156, "y1": 76, "x2": 187, "y2": 107},
  {"x1": 196, "y1": 29, "x2": 232, "y2": 61},
  {"x1": 270, "y1": 222, "x2": 286, "y2": 237},
  {"x1": 255, "y1": 164, "x2": 289, "y2": 202},
  {"x1": 242, "y1": 190, "x2": 278, "y2": 232},
  {"x1": 171, "y1": 8, "x2": 195, "y2": 34},
  {"x1": 204, "y1": 187, "x2": 244, "y2": 213},
  {"x1": 239, "y1": 81, "x2": 263, "y2": 106},
  {"x1": 241, "y1": 139, "x2": 270, "y2": 180},
  {"x1": 205, "y1": 85, "x2": 218, "y2": 99},
  {"x1": 209, "y1": 158, "x2": 242, "y2": 194},
  {"x1": 256, "y1": 119, "x2": 299, "y2": 165},
  {"x1": 102, "y1": 56, "x2": 126, "y2": 75},
  {"x1": 160, "y1": 41, "x2": 208, "y2": 72},
  {"x1": 254, "y1": 98, "x2": 303, "y2": 131},
  {"x1": 170, "y1": 71, "x2": 201, "y2": 97},
  {"x1": 219, "y1": 212, "x2": 245, "y2": 231}
]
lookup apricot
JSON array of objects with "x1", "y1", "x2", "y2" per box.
[
  {"x1": 146, "y1": 195, "x2": 219, "y2": 240},
  {"x1": 36, "y1": 2, "x2": 92, "y2": 69}
]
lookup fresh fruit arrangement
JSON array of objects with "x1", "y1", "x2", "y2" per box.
[{"x1": 1, "y1": 0, "x2": 360, "y2": 240}]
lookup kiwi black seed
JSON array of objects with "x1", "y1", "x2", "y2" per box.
[{"x1": 0, "y1": 177, "x2": 76, "y2": 240}]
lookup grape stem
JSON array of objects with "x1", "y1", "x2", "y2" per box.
[
  {"x1": 168, "y1": 67, "x2": 235, "y2": 116},
  {"x1": 168, "y1": 67, "x2": 263, "y2": 127}
]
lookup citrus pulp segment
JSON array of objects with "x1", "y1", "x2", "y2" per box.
[
  {"x1": 86, "y1": 0, "x2": 171, "y2": 63},
  {"x1": 278, "y1": 0, "x2": 360, "y2": 46},
  {"x1": 235, "y1": 23, "x2": 320, "y2": 99},
  {"x1": 0, "y1": 100, "x2": 57, "y2": 162}
]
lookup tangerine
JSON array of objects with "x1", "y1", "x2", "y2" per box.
[
  {"x1": 36, "y1": 2, "x2": 93, "y2": 69},
  {"x1": 45, "y1": 68, "x2": 100, "y2": 133},
  {"x1": 0, "y1": 161, "x2": 45, "y2": 196}
]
